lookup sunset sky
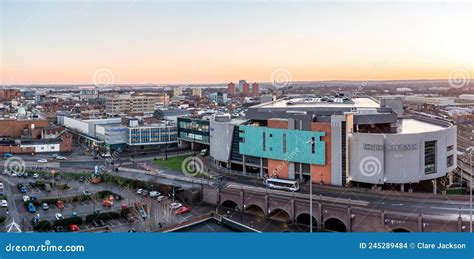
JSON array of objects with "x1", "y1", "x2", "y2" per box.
[{"x1": 1, "y1": 0, "x2": 473, "y2": 85}]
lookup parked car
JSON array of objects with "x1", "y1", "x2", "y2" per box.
[
  {"x1": 22, "y1": 195, "x2": 30, "y2": 202},
  {"x1": 121, "y1": 202, "x2": 127, "y2": 209},
  {"x1": 32, "y1": 216, "x2": 39, "y2": 225},
  {"x1": 37, "y1": 159, "x2": 48, "y2": 163},
  {"x1": 27, "y1": 203, "x2": 36, "y2": 213},
  {"x1": 55, "y1": 213, "x2": 64, "y2": 220},
  {"x1": 1, "y1": 200, "x2": 7, "y2": 207},
  {"x1": 52, "y1": 154, "x2": 58, "y2": 158},
  {"x1": 56, "y1": 200, "x2": 64, "y2": 209},
  {"x1": 22, "y1": 173, "x2": 28, "y2": 178},
  {"x1": 169, "y1": 202, "x2": 182, "y2": 210},
  {"x1": 42, "y1": 203, "x2": 49, "y2": 210},
  {"x1": 78, "y1": 176, "x2": 84, "y2": 182},
  {"x1": 11, "y1": 172, "x2": 17, "y2": 177},
  {"x1": 200, "y1": 149, "x2": 208, "y2": 156},
  {"x1": 69, "y1": 224, "x2": 80, "y2": 232},
  {"x1": 136, "y1": 188, "x2": 143, "y2": 195},
  {"x1": 2, "y1": 153, "x2": 13, "y2": 158},
  {"x1": 29, "y1": 182, "x2": 37, "y2": 188},
  {"x1": 175, "y1": 205, "x2": 191, "y2": 215},
  {"x1": 157, "y1": 196, "x2": 166, "y2": 202},
  {"x1": 55, "y1": 156, "x2": 67, "y2": 160},
  {"x1": 32, "y1": 173, "x2": 39, "y2": 179},
  {"x1": 0, "y1": 182, "x2": 3, "y2": 189},
  {"x1": 149, "y1": 191, "x2": 160, "y2": 198},
  {"x1": 71, "y1": 211, "x2": 78, "y2": 217},
  {"x1": 83, "y1": 190, "x2": 91, "y2": 196},
  {"x1": 20, "y1": 186, "x2": 27, "y2": 193},
  {"x1": 16, "y1": 183, "x2": 23, "y2": 190}
]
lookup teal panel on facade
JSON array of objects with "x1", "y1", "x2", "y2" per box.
[{"x1": 239, "y1": 125, "x2": 326, "y2": 165}]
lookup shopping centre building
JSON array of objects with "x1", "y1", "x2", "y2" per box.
[{"x1": 209, "y1": 95, "x2": 457, "y2": 190}]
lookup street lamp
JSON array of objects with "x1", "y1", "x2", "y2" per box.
[{"x1": 306, "y1": 139, "x2": 315, "y2": 233}]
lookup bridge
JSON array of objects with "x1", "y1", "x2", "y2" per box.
[{"x1": 202, "y1": 183, "x2": 471, "y2": 232}]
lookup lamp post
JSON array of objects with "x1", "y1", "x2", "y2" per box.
[{"x1": 306, "y1": 139, "x2": 315, "y2": 233}]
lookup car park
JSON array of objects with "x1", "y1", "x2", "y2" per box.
[
  {"x1": 92, "y1": 219, "x2": 105, "y2": 227},
  {"x1": 54, "y1": 226, "x2": 65, "y2": 232},
  {"x1": 28, "y1": 203, "x2": 36, "y2": 213},
  {"x1": 170, "y1": 202, "x2": 182, "y2": 210}
]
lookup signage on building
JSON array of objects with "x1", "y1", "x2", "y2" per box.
[{"x1": 364, "y1": 143, "x2": 417, "y2": 151}]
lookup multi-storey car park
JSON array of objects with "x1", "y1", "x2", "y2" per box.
[{"x1": 208, "y1": 94, "x2": 457, "y2": 193}]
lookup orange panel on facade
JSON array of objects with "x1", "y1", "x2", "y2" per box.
[{"x1": 310, "y1": 122, "x2": 331, "y2": 184}]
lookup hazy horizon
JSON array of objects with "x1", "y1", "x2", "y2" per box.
[{"x1": 1, "y1": 0, "x2": 473, "y2": 85}]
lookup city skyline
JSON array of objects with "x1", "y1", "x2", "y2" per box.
[{"x1": 1, "y1": 0, "x2": 473, "y2": 85}]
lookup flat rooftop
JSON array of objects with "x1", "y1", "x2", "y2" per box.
[
  {"x1": 255, "y1": 97, "x2": 380, "y2": 109},
  {"x1": 398, "y1": 118, "x2": 448, "y2": 134}
]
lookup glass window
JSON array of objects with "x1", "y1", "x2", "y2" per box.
[{"x1": 424, "y1": 141, "x2": 436, "y2": 174}]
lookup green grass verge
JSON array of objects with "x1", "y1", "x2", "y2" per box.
[{"x1": 152, "y1": 155, "x2": 190, "y2": 172}]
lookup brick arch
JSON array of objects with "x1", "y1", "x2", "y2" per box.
[
  {"x1": 220, "y1": 199, "x2": 240, "y2": 210},
  {"x1": 244, "y1": 204, "x2": 265, "y2": 217},
  {"x1": 323, "y1": 217, "x2": 348, "y2": 232},
  {"x1": 269, "y1": 208, "x2": 291, "y2": 222}
]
